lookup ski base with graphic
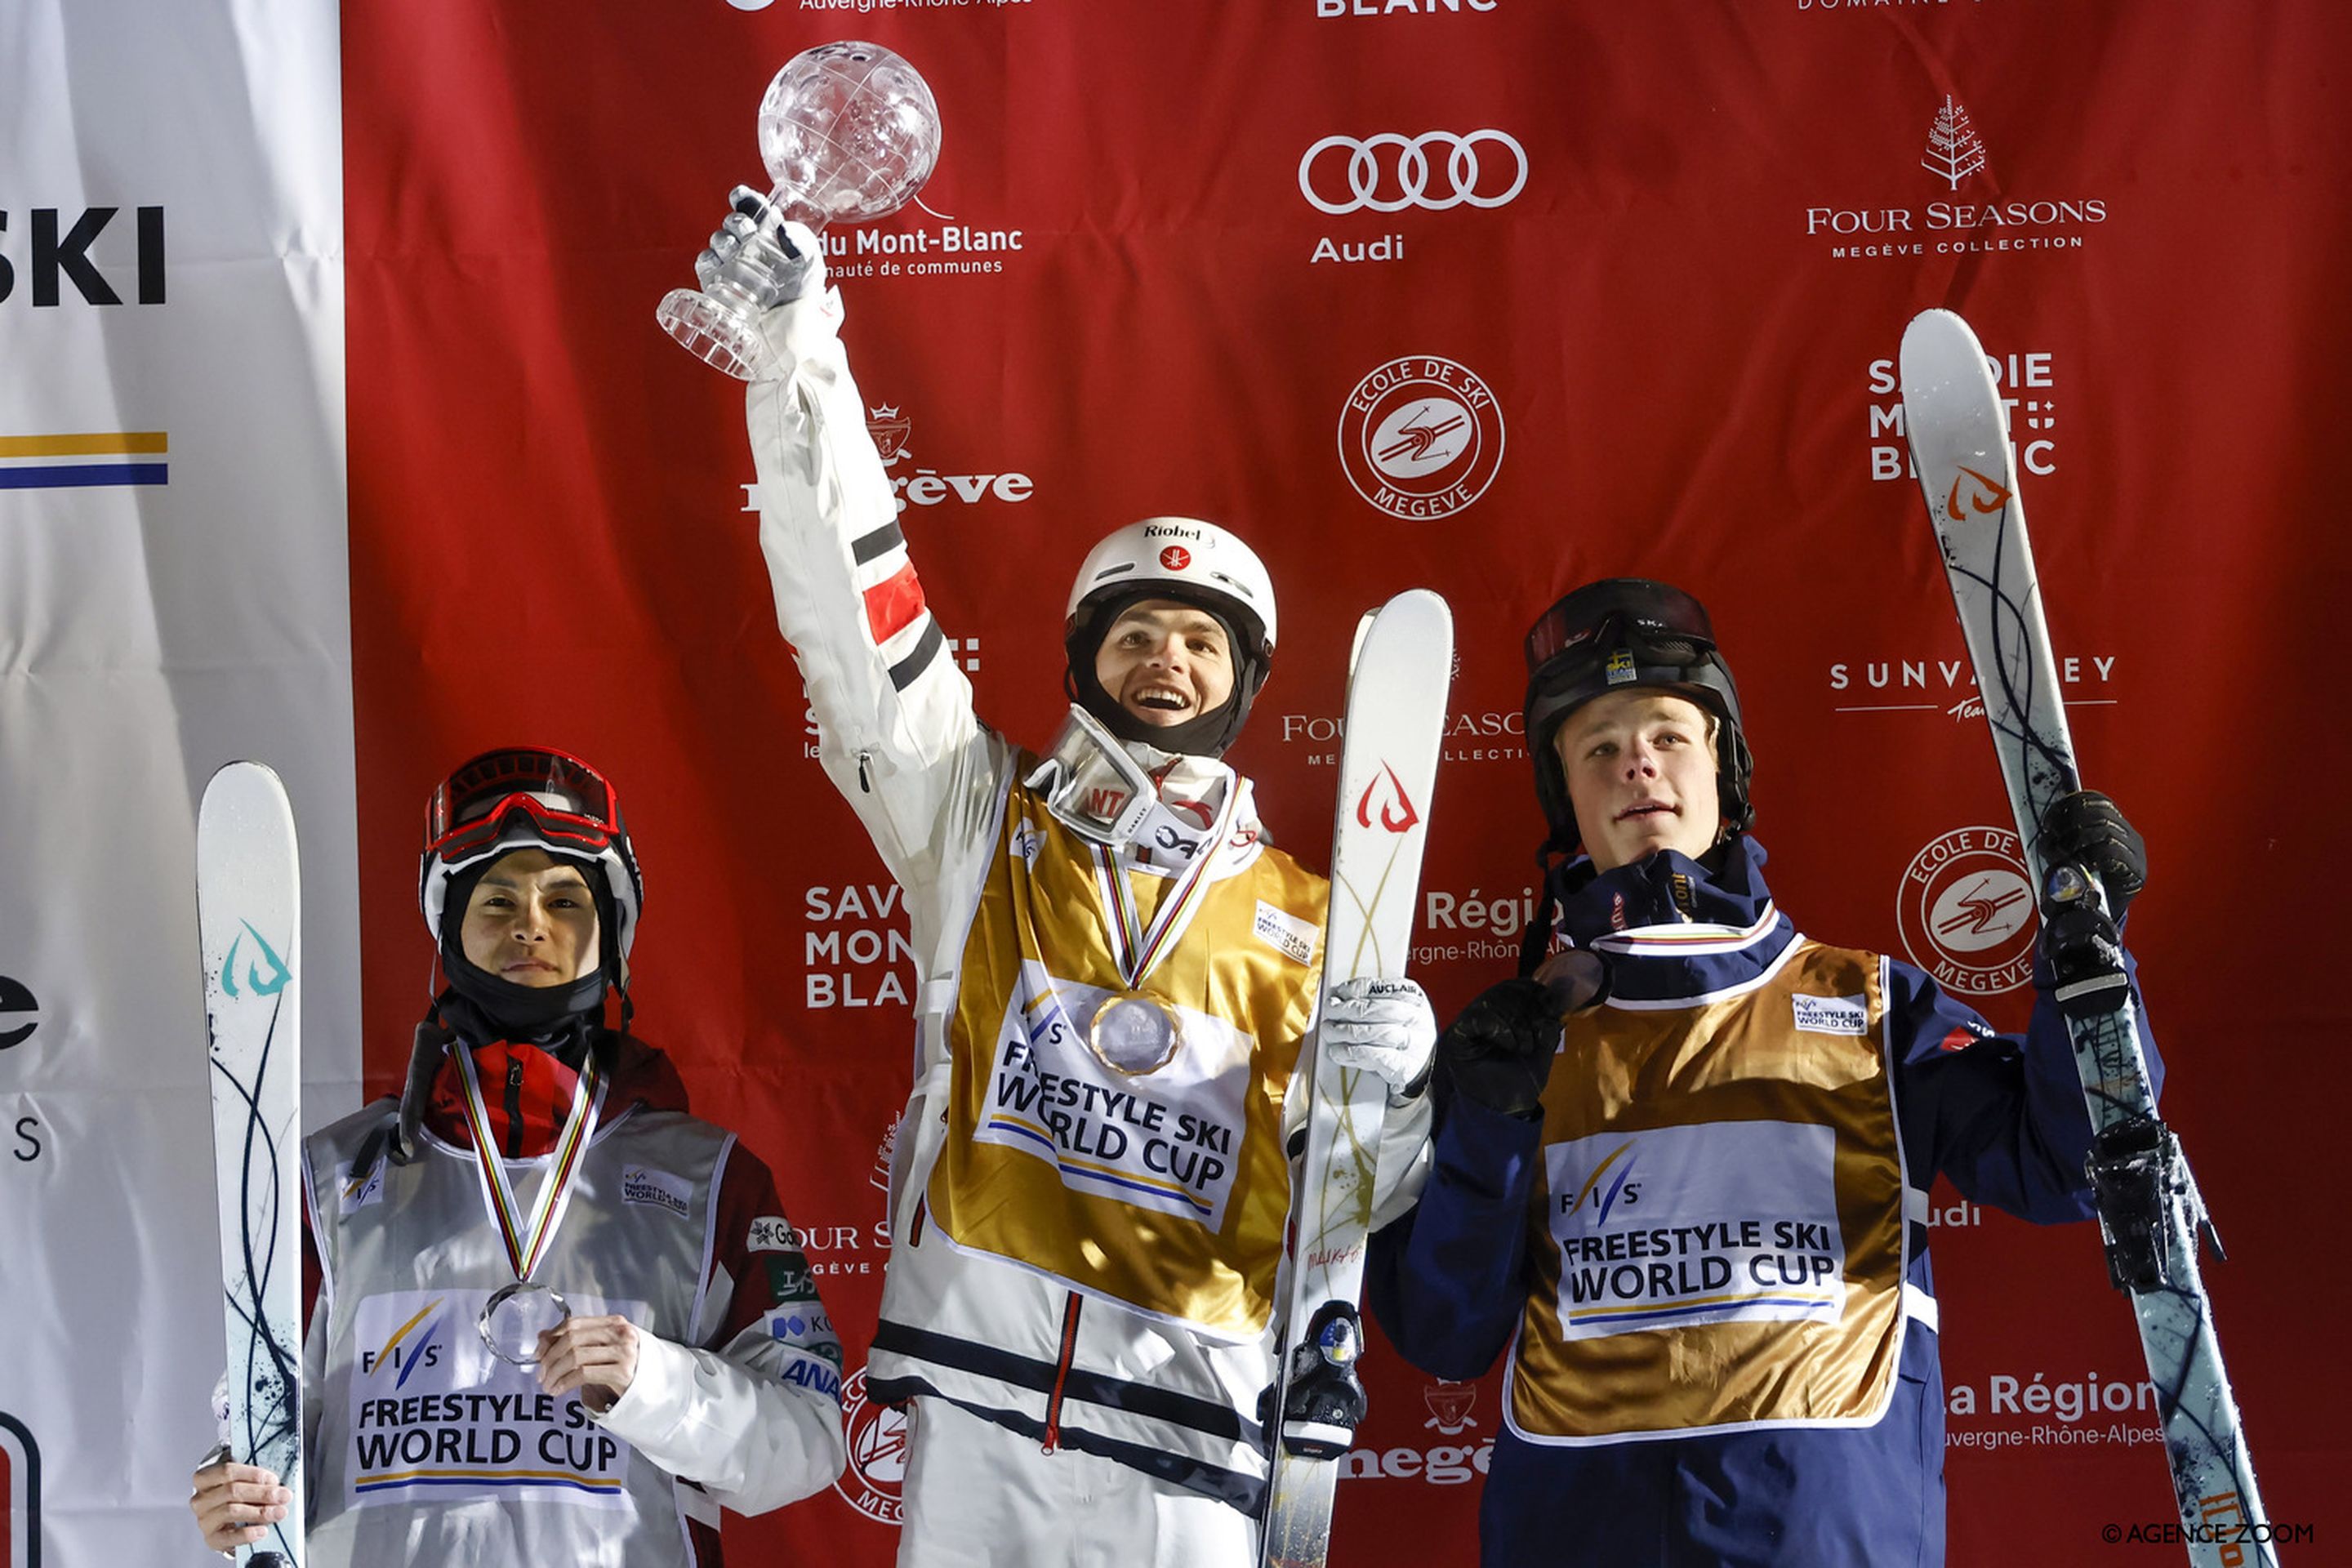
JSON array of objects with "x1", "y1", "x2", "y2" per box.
[
  {"x1": 199, "y1": 761, "x2": 306, "y2": 1568},
  {"x1": 1900, "y1": 308, "x2": 2276, "y2": 1568},
  {"x1": 1261, "y1": 590, "x2": 1453, "y2": 1568}
]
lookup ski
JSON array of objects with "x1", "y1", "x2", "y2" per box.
[
  {"x1": 199, "y1": 762, "x2": 305, "y2": 1568},
  {"x1": 1261, "y1": 590, "x2": 1453, "y2": 1568},
  {"x1": 1900, "y1": 309, "x2": 2276, "y2": 1568}
]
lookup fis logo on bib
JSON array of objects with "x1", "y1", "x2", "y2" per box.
[
  {"x1": 339, "y1": 1160, "x2": 386, "y2": 1216},
  {"x1": 1561, "y1": 1141, "x2": 1642, "y2": 1223},
  {"x1": 358, "y1": 1301, "x2": 446, "y2": 1388}
]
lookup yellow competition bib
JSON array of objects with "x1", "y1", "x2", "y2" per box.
[
  {"x1": 927, "y1": 778, "x2": 1325, "y2": 1339},
  {"x1": 1509, "y1": 942, "x2": 1909, "y2": 1441}
]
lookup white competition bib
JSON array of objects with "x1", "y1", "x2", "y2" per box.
[{"x1": 344, "y1": 1288, "x2": 646, "y2": 1512}]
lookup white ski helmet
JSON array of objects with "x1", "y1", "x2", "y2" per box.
[{"x1": 1062, "y1": 517, "x2": 1278, "y2": 755}]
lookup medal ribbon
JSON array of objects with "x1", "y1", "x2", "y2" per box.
[
  {"x1": 1089, "y1": 780, "x2": 1243, "y2": 993},
  {"x1": 452, "y1": 1044, "x2": 608, "y2": 1283}
]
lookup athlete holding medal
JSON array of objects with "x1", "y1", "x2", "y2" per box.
[
  {"x1": 702, "y1": 199, "x2": 1440, "y2": 1565},
  {"x1": 189, "y1": 747, "x2": 846, "y2": 1565}
]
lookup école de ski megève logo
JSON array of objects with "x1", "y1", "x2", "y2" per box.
[
  {"x1": 1337, "y1": 356, "x2": 1504, "y2": 520},
  {"x1": 831, "y1": 1366, "x2": 909, "y2": 1526},
  {"x1": 1895, "y1": 827, "x2": 2035, "y2": 997}
]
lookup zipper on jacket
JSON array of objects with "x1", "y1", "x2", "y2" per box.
[
  {"x1": 1040, "y1": 1293, "x2": 1083, "y2": 1454},
  {"x1": 909, "y1": 1194, "x2": 928, "y2": 1248},
  {"x1": 857, "y1": 750, "x2": 873, "y2": 793},
  {"x1": 503, "y1": 1055, "x2": 525, "y2": 1158}
]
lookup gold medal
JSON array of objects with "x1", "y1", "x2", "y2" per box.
[{"x1": 1085, "y1": 989, "x2": 1185, "y2": 1078}]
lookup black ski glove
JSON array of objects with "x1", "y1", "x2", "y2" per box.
[
  {"x1": 1437, "y1": 978, "x2": 1566, "y2": 1120},
  {"x1": 2038, "y1": 790, "x2": 2146, "y2": 920},
  {"x1": 2041, "y1": 900, "x2": 2130, "y2": 1020}
]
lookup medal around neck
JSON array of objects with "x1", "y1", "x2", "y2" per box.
[
  {"x1": 449, "y1": 1043, "x2": 606, "y2": 1370},
  {"x1": 479, "y1": 1281, "x2": 572, "y2": 1367},
  {"x1": 1087, "y1": 990, "x2": 1186, "y2": 1077}
]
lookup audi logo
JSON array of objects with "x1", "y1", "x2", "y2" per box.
[{"x1": 1298, "y1": 131, "x2": 1529, "y2": 216}]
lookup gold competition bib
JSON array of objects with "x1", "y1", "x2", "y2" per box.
[
  {"x1": 1508, "y1": 942, "x2": 1909, "y2": 1441},
  {"x1": 927, "y1": 779, "x2": 1324, "y2": 1339}
]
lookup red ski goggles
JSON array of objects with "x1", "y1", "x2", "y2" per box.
[{"x1": 424, "y1": 747, "x2": 623, "y2": 866}]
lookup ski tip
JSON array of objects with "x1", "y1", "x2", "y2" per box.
[
  {"x1": 200, "y1": 760, "x2": 293, "y2": 813},
  {"x1": 1383, "y1": 586, "x2": 1453, "y2": 623},
  {"x1": 207, "y1": 760, "x2": 287, "y2": 790},
  {"x1": 197, "y1": 760, "x2": 299, "y2": 849},
  {"x1": 1899, "y1": 307, "x2": 1985, "y2": 375}
]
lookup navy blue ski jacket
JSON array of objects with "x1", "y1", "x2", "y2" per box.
[{"x1": 1367, "y1": 837, "x2": 2163, "y2": 1568}]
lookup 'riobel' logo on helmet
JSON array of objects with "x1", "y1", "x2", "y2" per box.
[{"x1": 1143, "y1": 523, "x2": 1205, "y2": 541}]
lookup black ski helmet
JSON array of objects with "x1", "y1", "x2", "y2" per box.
[{"x1": 1521, "y1": 578, "x2": 1755, "y2": 854}]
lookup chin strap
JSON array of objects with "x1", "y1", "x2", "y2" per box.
[{"x1": 1022, "y1": 705, "x2": 1167, "y2": 847}]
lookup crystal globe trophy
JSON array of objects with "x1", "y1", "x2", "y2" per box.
[{"x1": 658, "y1": 41, "x2": 942, "y2": 379}]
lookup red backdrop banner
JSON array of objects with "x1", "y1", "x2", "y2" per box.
[{"x1": 343, "y1": 2, "x2": 2350, "y2": 1561}]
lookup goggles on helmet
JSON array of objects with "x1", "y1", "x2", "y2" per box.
[
  {"x1": 424, "y1": 748, "x2": 622, "y2": 871},
  {"x1": 1525, "y1": 580, "x2": 1720, "y2": 679},
  {"x1": 1521, "y1": 578, "x2": 1755, "y2": 854}
]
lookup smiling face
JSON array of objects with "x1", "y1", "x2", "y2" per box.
[
  {"x1": 1556, "y1": 688, "x2": 1724, "y2": 873},
  {"x1": 1092, "y1": 599, "x2": 1236, "y2": 730},
  {"x1": 458, "y1": 848, "x2": 602, "y2": 987}
]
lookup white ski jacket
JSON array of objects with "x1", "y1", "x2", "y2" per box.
[{"x1": 743, "y1": 270, "x2": 1430, "y2": 1512}]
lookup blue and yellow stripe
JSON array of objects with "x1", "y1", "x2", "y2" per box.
[{"x1": 0, "y1": 432, "x2": 168, "y2": 489}]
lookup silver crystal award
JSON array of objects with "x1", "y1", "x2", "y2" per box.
[
  {"x1": 479, "y1": 1281, "x2": 573, "y2": 1368},
  {"x1": 658, "y1": 41, "x2": 942, "y2": 378}
]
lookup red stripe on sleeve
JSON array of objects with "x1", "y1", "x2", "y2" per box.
[{"x1": 863, "y1": 561, "x2": 927, "y2": 646}]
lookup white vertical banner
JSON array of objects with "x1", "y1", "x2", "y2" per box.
[{"x1": 0, "y1": 1, "x2": 354, "y2": 1562}]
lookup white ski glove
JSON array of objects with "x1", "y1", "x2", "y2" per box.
[
  {"x1": 687, "y1": 187, "x2": 837, "y2": 377},
  {"x1": 695, "y1": 187, "x2": 824, "y2": 308},
  {"x1": 1318, "y1": 977, "x2": 1437, "y2": 1102}
]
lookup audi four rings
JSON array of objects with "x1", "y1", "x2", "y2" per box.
[{"x1": 1298, "y1": 130, "x2": 1530, "y2": 215}]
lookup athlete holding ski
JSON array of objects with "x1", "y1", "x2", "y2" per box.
[
  {"x1": 189, "y1": 746, "x2": 846, "y2": 1565},
  {"x1": 1367, "y1": 579, "x2": 2162, "y2": 1567},
  {"x1": 705, "y1": 201, "x2": 1436, "y2": 1565}
]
